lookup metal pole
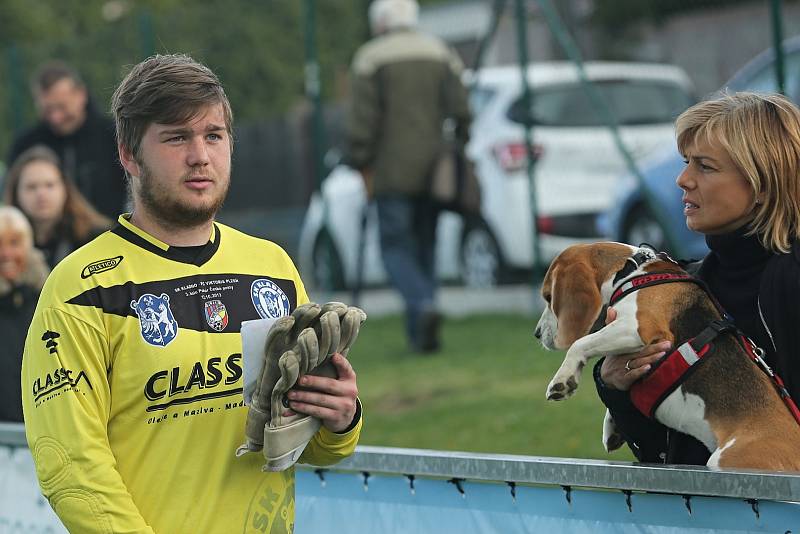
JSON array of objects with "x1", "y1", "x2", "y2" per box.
[
  {"x1": 351, "y1": 0, "x2": 374, "y2": 306},
  {"x1": 513, "y1": 0, "x2": 542, "y2": 281},
  {"x1": 304, "y1": 0, "x2": 339, "y2": 295},
  {"x1": 138, "y1": 10, "x2": 155, "y2": 58},
  {"x1": 304, "y1": 0, "x2": 326, "y2": 190},
  {"x1": 770, "y1": 0, "x2": 786, "y2": 95},
  {"x1": 471, "y1": 0, "x2": 507, "y2": 74}
]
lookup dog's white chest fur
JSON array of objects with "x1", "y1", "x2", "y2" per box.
[
  {"x1": 654, "y1": 387, "x2": 717, "y2": 451},
  {"x1": 707, "y1": 438, "x2": 736, "y2": 467}
]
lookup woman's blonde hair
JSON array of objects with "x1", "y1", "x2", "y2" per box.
[
  {"x1": 0, "y1": 205, "x2": 34, "y2": 253},
  {"x1": 3, "y1": 145, "x2": 111, "y2": 242},
  {"x1": 675, "y1": 91, "x2": 800, "y2": 253}
]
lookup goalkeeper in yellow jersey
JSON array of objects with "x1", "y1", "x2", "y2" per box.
[{"x1": 21, "y1": 54, "x2": 362, "y2": 534}]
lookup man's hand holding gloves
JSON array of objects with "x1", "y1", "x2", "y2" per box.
[{"x1": 236, "y1": 302, "x2": 366, "y2": 471}]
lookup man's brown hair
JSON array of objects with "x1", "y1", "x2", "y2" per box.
[{"x1": 111, "y1": 54, "x2": 234, "y2": 160}]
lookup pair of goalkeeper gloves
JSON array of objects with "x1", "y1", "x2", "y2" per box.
[{"x1": 236, "y1": 302, "x2": 367, "y2": 471}]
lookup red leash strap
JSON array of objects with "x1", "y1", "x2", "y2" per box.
[
  {"x1": 610, "y1": 272, "x2": 697, "y2": 306},
  {"x1": 741, "y1": 336, "x2": 800, "y2": 426},
  {"x1": 774, "y1": 374, "x2": 800, "y2": 425},
  {"x1": 630, "y1": 339, "x2": 711, "y2": 418}
]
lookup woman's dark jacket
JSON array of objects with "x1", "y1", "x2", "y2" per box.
[
  {"x1": 38, "y1": 220, "x2": 109, "y2": 269},
  {"x1": 0, "y1": 250, "x2": 49, "y2": 423},
  {"x1": 594, "y1": 228, "x2": 800, "y2": 464}
]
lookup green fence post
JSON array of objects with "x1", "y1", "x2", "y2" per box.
[
  {"x1": 6, "y1": 44, "x2": 25, "y2": 137},
  {"x1": 138, "y1": 9, "x2": 155, "y2": 59},
  {"x1": 770, "y1": 0, "x2": 786, "y2": 95},
  {"x1": 513, "y1": 0, "x2": 543, "y2": 285},
  {"x1": 304, "y1": 0, "x2": 339, "y2": 295},
  {"x1": 304, "y1": 0, "x2": 326, "y2": 192},
  {"x1": 472, "y1": 0, "x2": 507, "y2": 73}
]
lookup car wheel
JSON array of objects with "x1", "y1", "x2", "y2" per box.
[
  {"x1": 460, "y1": 218, "x2": 503, "y2": 288},
  {"x1": 312, "y1": 231, "x2": 346, "y2": 291},
  {"x1": 623, "y1": 205, "x2": 668, "y2": 252}
]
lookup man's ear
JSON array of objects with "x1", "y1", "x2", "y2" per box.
[
  {"x1": 553, "y1": 261, "x2": 603, "y2": 348},
  {"x1": 118, "y1": 143, "x2": 141, "y2": 179}
]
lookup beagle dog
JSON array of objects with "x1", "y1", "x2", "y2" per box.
[{"x1": 534, "y1": 242, "x2": 800, "y2": 471}]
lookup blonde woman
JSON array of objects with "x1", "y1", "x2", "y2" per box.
[
  {"x1": 0, "y1": 206, "x2": 49, "y2": 422},
  {"x1": 595, "y1": 92, "x2": 800, "y2": 465},
  {"x1": 4, "y1": 145, "x2": 111, "y2": 268}
]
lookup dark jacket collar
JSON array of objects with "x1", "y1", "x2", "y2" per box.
[{"x1": 703, "y1": 225, "x2": 772, "y2": 272}]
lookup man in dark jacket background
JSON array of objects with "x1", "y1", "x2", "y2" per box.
[
  {"x1": 345, "y1": 0, "x2": 471, "y2": 353},
  {"x1": 7, "y1": 61, "x2": 127, "y2": 219}
]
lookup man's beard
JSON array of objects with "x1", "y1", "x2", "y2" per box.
[{"x1": 136, "y1": 162, "x2": 229, "y2": 228}]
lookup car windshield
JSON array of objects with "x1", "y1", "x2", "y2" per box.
[
  {"x1": 727, "y1": 50, "x2": 800, "y2": 102},
  {"x1": 508, "y1": 79, "x2": 694, "y2": 127}
]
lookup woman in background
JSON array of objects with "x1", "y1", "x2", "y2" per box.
[
  {"x1": 3, "y1": 145, "x2": 111, "y2": 268},
  {"x1": 0, "y1": 206, "x2": 49, "y2": 422}
]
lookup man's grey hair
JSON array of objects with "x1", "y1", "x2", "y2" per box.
[{"x1": 369, "y1": 0, "x2": 419, "y2": 35}]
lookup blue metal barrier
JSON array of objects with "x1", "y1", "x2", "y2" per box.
[
  {"x1": 2, "y1": 423, "x2": 798, "y2": 533},
  {"x1": 296, "y1": 446, "x2": 800, "y2": 533}
]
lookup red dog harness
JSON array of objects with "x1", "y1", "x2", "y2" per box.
[{"x1": 608, "y1": 260, "x2": 800, "y2": 425}]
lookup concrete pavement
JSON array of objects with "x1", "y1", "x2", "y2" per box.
[{"x1": 309, "y1": 284, "x2": 545, "y2": 318}]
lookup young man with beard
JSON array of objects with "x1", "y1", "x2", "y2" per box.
[{"x1": 21, "y1": 54, "x2": 362, "y2": 534}]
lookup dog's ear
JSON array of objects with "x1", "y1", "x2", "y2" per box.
[{"x1": 552, "y1": 261, "x2": 603, "y2": 348}]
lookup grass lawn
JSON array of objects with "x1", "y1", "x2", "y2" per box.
[{"x1": 348, "y1": 313, "x2": 635, "y2": 462}]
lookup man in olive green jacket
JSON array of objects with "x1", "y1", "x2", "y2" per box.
[{"x1": 345, "y1": 0, "x2": 471, "y2": 352}]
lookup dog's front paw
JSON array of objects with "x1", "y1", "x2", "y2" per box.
[{"x1": 546, "y1": 373, "x2": 580, "y2": 401}]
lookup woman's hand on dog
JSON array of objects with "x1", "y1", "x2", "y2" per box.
[{"x1": 599, "y1": 308, "x2": 672, "y2": 390}]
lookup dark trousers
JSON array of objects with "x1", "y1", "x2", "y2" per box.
[{"x1": 375, "y1": 195, "x2": 438, "y2": 346}]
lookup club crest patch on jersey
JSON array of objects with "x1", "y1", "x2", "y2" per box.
[
  {"x1": 251, "y1": 278, "x2": 290, "y2": 319},
  {"x1": 131, "y1": 293, "x2": 179, "y2": 347},
  {"x1": 204, "y1": 299, "x2": 229, "y2": 332}
]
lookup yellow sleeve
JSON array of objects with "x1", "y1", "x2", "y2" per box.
[
  {"x1": 22, "y1": 306, "x2": 155, "y2": 534},
  {"x1": 299, "y1": 400, "x2": 363, "y2": 466}
]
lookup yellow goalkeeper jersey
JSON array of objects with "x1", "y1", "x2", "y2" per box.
[{"x1": 21, "y1": 215, "x2": 362, "y2": 534}]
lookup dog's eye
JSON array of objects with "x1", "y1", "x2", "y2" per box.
[{"x1": 543, "y1": 294, "x2": 551, "y2": 303}]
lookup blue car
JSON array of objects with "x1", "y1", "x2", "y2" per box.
[{"x1": 599, "y1": 35, "x2": 800, "y2": 261}]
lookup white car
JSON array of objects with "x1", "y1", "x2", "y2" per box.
[
  {"x1": 299, "y1": 61, "x2": 695, "y2": 289},
  {"x1": 297, "y1": 165, "x2": 464, "y2": 290}
]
